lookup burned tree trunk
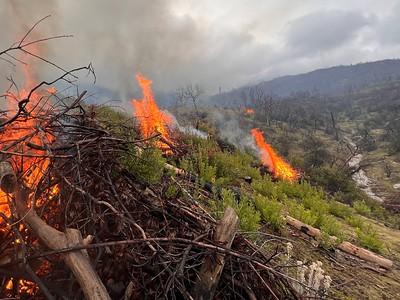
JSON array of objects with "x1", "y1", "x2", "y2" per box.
[{"x1": 330, "y1": 111, "x2": 339, "y2": 141}]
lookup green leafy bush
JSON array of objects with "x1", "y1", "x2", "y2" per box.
[
  {"x1": 346, "y1": 215, "x2": 364, "y2": 229},
  {"x1": 211, "y1": 151, "x2": 261, "y2": 186},
  {"x1": 356, "y1": 225, "x2": 384, "y2": 253},
  {"x1": 164, "y1": 183, "x2": 180, "y2": 199},
  {"x1": 198, "y1": 160, "x2": 217, "y2": 183},
  {"x1": 319, "y1": 215, "x2": 344, "y2": 239},
  {"x1": 96, "y1": 106, "x2": 133, "y2": 137},
  {"x1": 212, "y1": 189, "x2": 261, "y2": 232},
  {"x1": 329, "y1": 201, "x2": 352, "y2": 219},
  {"x1": 353, "y1": 200, "x2": 371, "y2": 216},
  {"x1": 308, "y1": 166, "x2": 362, "y2": 204},
  {"x1": 179, "y1": 139, "x2": 217, "y2": 184},
  {"x1": 254, "y1": 194, "x2": 284, "y2": 231},
  {"x1": 287, "y1": 201, "x2": 318, "y2": 227},
  {"x1": 122, "y1": 146, "x2": 166, "y2": 184}
]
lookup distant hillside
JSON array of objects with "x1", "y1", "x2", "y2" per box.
[{"x1": 210, "y1": 59, "x2": 400, "y2": 106}]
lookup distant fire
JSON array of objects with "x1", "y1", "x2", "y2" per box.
[
  {"x1": 251, "y1": 128, "x2": 298, "y2": 182},
  {"x1": 245, "y1": 108, "x2": 255, "y2": 115},
  {"x1": 131, "y1": 73, "x2": 174, "y2": 152}
]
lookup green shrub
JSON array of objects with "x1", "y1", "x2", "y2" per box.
[
  {"x1": 252, "y1": 178, "x2": 278, "y2": 199},
  {"x1": 211, "y1": 151, "x2": 261, "y2": 186},
  {"x1": 329, "y1": 201, "x2": 352, "y2": 219},
  {"x1": 254, "y1": 194, "x2": 284, "y2": 231},
  {"x1": 353, "y1": 200, "x2": 371, "y2": 216},
  {"x1": 356, "y1": 225, "x2": 384, "y2": 253},
  {"x1": 122, "y1": 146, "x2": 166, "y2": 184},
  {"x1": 164, "y1": 183, "x2": 180, "y2": 199},
  {"x1": 198, "y1": 161, "x2": 217, "y2": 183},
  {"x1": 346, "y1": 215, "x2": 365, "y2": 229},
  {"x1": 213, "y1": 189, "x2": 261, "y2": 232},
  {"x1": 287, "y1": 201, "x2": 318, "y2": 227},
  {"x1": 319, "y1": 215, "x2": 344, "y2": 239},
  {"x1": 303, "y1": 194, "x2": 329, "y2": 215},
  {"x1": 308, "y1": 166, "x2": 362, "y2": 204},
  {"x1": 236, "y1": 196, "x2": 262, "y2": 232}
]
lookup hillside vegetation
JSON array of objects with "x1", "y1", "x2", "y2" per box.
[{"x1": 164, "y1": 73, "x2": 400, "y2": 298}]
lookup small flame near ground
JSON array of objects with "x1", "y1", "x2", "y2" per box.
[
  {"x1": 131, "y1": 73, "x2": 174, "y2": 152},
  {"x1": 245, "y1": 108, "x2": 255, "y2": 115},
  {"x1": 251, "y1": 128, "x2": 298, "y2": 182}
]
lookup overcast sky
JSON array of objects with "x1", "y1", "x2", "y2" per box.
[{"x1": 1, "y1": 0, "x2": 400, "y2": 99}]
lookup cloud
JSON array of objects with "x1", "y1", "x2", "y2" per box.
[
  {"x1": 0, "y1": 0, "x2": 273, "y2": 98},
  {"x1": 285, "y1": 10, "x2": 371, "y2": 55},
  {"x1": 376, "y1": 3, "x2": 400, "y2": 45},
  {"x1": 0, "y1": 1, "x2": 399, "y2": 100}
]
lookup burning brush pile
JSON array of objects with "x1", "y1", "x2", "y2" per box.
[{"x1": 0, "y1": 59, "x2": 299, "y2": 300}]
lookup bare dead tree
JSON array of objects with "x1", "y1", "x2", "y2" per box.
[
  {"x1": 330, "y1": 111, "x2": 339, "y2": 141},
  {"x1": 247, "y1": 86, "x2": 275, "y2": 126},
  {"x1": 176, "y1": 84, "x2": 204, "y2": 128}
]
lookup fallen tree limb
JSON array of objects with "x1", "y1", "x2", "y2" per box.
[
  {"x1": 13, "y1": 186, "x2": 111, "y2": 299},
  {"x1": 286, "y1": 216, "x2": 393, "y2": 269}
]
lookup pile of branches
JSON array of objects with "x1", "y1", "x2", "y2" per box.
[
  {"x1": 0, "y1": 87, "x2": 300, "y2": 299},
  {"x1": 0, "y1": 17, "x2": 300, "y2": 299}
]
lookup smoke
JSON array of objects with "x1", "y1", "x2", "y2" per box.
[
  {"x1": 1, "y1": 0, "x2": 399, "y2": 103},
  {"x1": 177, "y1": 124, "x2": 208, "y2": 139},
  {"x1": 167, "y1": 111, "x2": 208, "y2": 139},
  {"x1": 0, "y1": 0, "x2": 272, "y2": 99},
  {"x1": 210, "y1": 110, "x2": 257, "y2": 152}
]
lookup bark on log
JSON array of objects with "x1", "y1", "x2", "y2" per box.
[
  {"x1": 192, "y1": 207, "x2": 239, "y2": 300},
  {"x1": 13, "y1": 186, "x2": 111, "y2": 299},
  {"x1": 337, "y1": 241, "x2": 393, "y2": 270},
  {"x1": 286, "y1": 216, "x2": 393, "y2": 269},
  {"x1": 0, "y1": 161, "x2": 17, "y2": 193}
]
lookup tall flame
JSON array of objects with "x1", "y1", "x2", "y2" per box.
[
  {"x1": 0, "y1": 53, "x2": 55, "y2": 218},
  {"x1": 251, "y1": 128, "x2": 298, "y2": 182},
  {"x1": 131, "y1": 73, "x2": 173, "y2": 151}
]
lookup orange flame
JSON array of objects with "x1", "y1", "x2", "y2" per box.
[
  {"x1": 131, "y1": 73, "x2": 173, "y2": 151},
  {"x1": 0, "y1": 53, "x2": 55, "y2": 218},
  {"x1": 251, "y1": 128, "x2": 298, "y2": 182},
  {"x1": 245, "y1": 108, "x2": 255, "y2": 115},
  {"x1": 0, "y1": 28, "x2": 57, "y2": 298}
]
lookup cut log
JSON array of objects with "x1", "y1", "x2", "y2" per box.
[
  {"x1": 337, "y1": 241, "x2": 393, "y2": 270},
  {"x1": 286, "y1": 215, "x2": 393, "y2": 269},
  {"x1": 286, "y1": 216, "x2": 322, "y2": 238},
  {"x1": 13, "y1": 186, "x2": 111, "y2": 300},
  {"x1": 192, "y1": 207, "x2": 239, "y2": 300}
]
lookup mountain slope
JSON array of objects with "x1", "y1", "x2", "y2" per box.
[{"x1": 210, "y1": 59, "x2": 400, "y2": 106}]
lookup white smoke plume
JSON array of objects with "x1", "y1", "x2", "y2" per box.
[{"x1": 210, "y1": 110, "x2": 257, "y2": 152}]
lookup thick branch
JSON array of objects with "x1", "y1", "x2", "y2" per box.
[
  {"x1": 13, "y1": 186, "x2": 111, "y2": 299},
  {"x1": 193, "y1": 207, "x2": 239, "y2": 300}
]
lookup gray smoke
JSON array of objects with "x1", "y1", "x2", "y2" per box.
[
  {"x1": 1, "y1": 1, "x2": 400, "y2": 102},
  {"x1": 167, "y1": 111, "x2": 208, "y2": 139},
  {"x1": 0, "y1": 0, "x2": 270, "y2": 99},
  {"x1": 210, "y1": 110, "x2": 257, "y2": 152}
]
